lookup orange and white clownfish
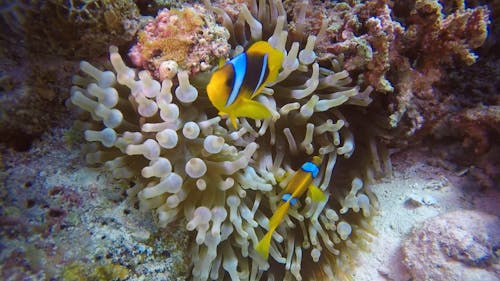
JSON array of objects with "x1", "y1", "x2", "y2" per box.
[
  {"x1": 206, "y1": 41, "x2": 284, "y2": 128},
  {"x1": 255, "y1": 156, "x2": 327, "y2": 259}
]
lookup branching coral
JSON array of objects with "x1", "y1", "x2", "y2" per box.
[
  {"x1": 388, "y1": 0, "x2": 490, "y2": 134},
  {"x1": 70, "y1": 1, "x2": 390, "y2": 280},
  {"x1": 287, "y1": 0, "x2": 490, "y2": 136}
]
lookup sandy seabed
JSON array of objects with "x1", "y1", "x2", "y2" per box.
[
  {"x1": 1, "y1": 126, "x2": 499, "y2": 280},
  {"x1": 354, "y1": 148, "x2": 499, "y2": 281}
]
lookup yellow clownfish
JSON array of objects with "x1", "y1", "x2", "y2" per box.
[
  {"x1": 206, "y1": 41, "x2": 284, "y2": 128},
  {"x1": 255, "y1": 156, "x2": 327, "y2": 259}
]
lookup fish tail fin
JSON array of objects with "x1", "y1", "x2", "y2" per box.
[
  {"x1": 255, "y1": 230, "x2": 273, "y2": 259},
  {"x1": 255, "y1": 202, "x2": 291, "y2": 259},
  {"x1": 308, "y1": 184, "x2": 327, "y2": 202},
  {"x1": 232, "y1": 98, "x2": 272, "y2": 121}
]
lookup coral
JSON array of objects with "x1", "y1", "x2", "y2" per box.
[
  {"x1": 0, "y1": 128, "x2": 190, "y2": 280},
  {"x1": 427, "y1": 103, "x2": 500, "y2": 189},
  {"x1": 0, "y1": 45, "x2": 78, "y2": 150},
  {"x1": 387, "y1": 0, "x2": 490, "y2": 135},
  {"x1": 129, "y1": 5, "x2": 231, "y2": 77},
  {"x1": 449, "y1": 105, "x2": 500, "y2": 155},
  {"x1": 62, "y1": 262, "x2": 91, "y2": 281},
  {"x1": 293, "y1": 0, "x2": 490, "y2": 136},
  {"x1": 414, "y1": 0, "x2": 499, "y2": 188},
  {"x1": 93, "y1": 263, "x2": 130, "y2": 281},
  {"x1": 135, "y1": 0, "x2": 186, "y2": 17},
  {"x1": 0, "y1": 1, "x2": 30, "y2": 36},
  {"x1": 69, "y1": 1, "x2": 388, "y2": 280},
  {"x1": 20, "y1": 247, "x2": 128, "y2": 280},
  {"x1": 0, "y1": 0, "x2": 142, "y2": 58},
  {"x1": 371, "y1": 0, "x2": 497, "y2": 193},
  {"x1": 0, "y1": 0, "x2": 144, "y2": 149},
  {"x1": 402, "y1": 210, "x2": 500, "y2": 281}
]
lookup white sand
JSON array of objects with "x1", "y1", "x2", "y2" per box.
[{"x1": 352, "y1": 149, "x2": 500, "y2": 281}]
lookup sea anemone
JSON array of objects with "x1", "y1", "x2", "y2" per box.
[{"x1": 70, "y1": 0, "x2": 389, "y2": 280}]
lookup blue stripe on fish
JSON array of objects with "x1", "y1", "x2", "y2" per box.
[
  {"x1": 226, "y1": 52, "x2": 247, "y2": 107},
  {"x1": 281, "y1": 193, "x2": 298, "y2": 205},
  {"x1": 253, "y1": 53, "x2": 268, "y2": 95},
  {"x1": 301, "y1": 161, "x2": 319, "y2": 178}
]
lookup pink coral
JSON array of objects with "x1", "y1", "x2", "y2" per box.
[{"x1": 128, "y1": 5, "x2": 231, "y2": 78}]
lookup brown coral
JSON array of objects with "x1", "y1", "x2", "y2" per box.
[
  {"x1": 303, "y1": 0, "x2": 490, "y2": 136},
  {"x1": 450, "y1": 105, "x2": 500, "y2": 154},
  {"x1": 387, "y1": 0, "x2": 490, "y2": 135},
  {"x1": 0, "y1": 0, "x2": 143, "y2": 58}
]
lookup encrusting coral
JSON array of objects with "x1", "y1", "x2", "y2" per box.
[
  {"x1": 70, "y1": 1, "x2": 393, "y2": 280},
  {"x1": 0, "y1": 0, "x2": 144, "y2": 150},
  {"x1": 1, "y1": 0, "x2": 142, "y2": 58},
  {"x1": 128, "y1": 4, "x2": 231, "y2": 77}
]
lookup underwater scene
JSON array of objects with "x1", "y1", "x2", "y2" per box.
[{"x1": 0, "y1": 0, "x2": 498, "y2": 280}]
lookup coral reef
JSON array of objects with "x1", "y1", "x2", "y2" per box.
[
  {"x1": 69, "y1": 1, "x2": 388, "y2": 280},
  {"x1": 388, "y1": 0, "x2": 490, "y2": 135},
  {"x1": 278, "y1": 0, "x2": 496, "y2": 191},
  {"x1": 0, "y1": 43, "x2": 77, "y2": 150},
  {"x1": 402, "y1": 210, "x2": 500, "y2": 281},
  {"x1": 419, "y1": 0, "x2": 499, "y2": 188},
  {"x1": 0, "y1": 0, "x2": 496, "y2": 280},
  {"x1": 129, "y1": 5, "x2": 231, "y2": 77},
  {"x1": 0, "y1": 0, "x2": 143, "y2": 58},
  {"x1": 283, "y1": 0, "x2": 490, "y2": 136},
  {"x1": 0, "y1": 0, "x2": 143, "y2": 150}
]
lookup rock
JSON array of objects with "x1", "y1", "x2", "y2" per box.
[{"x1": 402, "y1": 210, "x2": 500, "y2": 281}]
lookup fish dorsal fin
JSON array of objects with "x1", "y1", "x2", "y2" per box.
[
  {"x1": 218, "y1": 57, "x2": 226, "y2": 68},
  {"x1": 308, "y1": 184, "x2": 326, "y2": 202}
]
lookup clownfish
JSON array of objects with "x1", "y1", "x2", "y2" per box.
[
  {"x1": 206, "y1": 41, "x2": 284, "y2": 128},
  {"x1": 255, "y1": 156, "x2": 327, "y2": 259}
]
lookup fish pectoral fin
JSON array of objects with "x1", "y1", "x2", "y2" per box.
[
  {"x1": 217, "y1": 111, "x2": 239, "y2": 129},
  {"x1": 308, "y1": 184, "x2": 327, "y2": 202},
  {"x1": 217, "y1": 111, "x2": 229, "y2": 118},
  {"x1": 232, "y1": 98, "x2": 272, "y2": 120},
  {"x1": 229, "y1": 114, "x2": 239, "y2": 129}
]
